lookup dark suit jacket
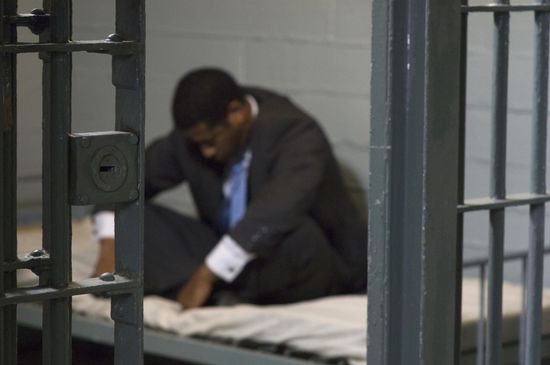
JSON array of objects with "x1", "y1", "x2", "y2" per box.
[{"x1": 145, "y1": 87, "x2": 367, "y2": 292}]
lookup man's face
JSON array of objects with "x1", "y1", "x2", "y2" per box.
[{"x1": 183, "y1": 100, "x2": 252, "y2": 163}]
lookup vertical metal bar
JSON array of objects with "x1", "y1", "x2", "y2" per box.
[
  {"x1": 41, "y1": 0, "x2": 73, "y2": 364},
  {"x1": 367, "y1": 0, "x2": 461, "y2": 364},
  {"x1": 523, "y1": 3, "x2": 549, "y2": 363},
  {"x1": 0, "y1": 1, "x2": 18, "y2": 363},
  {"x1": 519, "y1": 256, "x2": 527, "y2": 363},
  {"x1": 486, "y1": 1, "x2": 509, "y2": 363},
  {"x1": 477, "y1": 265, "x2": 487, "y2": 365},
  {"x1": 456, "y1": 1, "x2": 468, "y2": 362},
  {"x1": 112, "y1": 1, "x2": 145, "y2": 364}
]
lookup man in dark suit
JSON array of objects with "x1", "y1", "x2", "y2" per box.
[{"x1": 93, "y1": 68, "x2": 367, "y2": 308}]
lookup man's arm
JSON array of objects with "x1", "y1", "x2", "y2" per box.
[
  {"x1": 176, "y1": 233, "x2": 254, "y2": 308},
  {"x1": 92, "y1": 211, "x2": 116, "y2": 275},
  {"x1": 176, "y1": 263, "x2": 217, "y2": 308},
  {"x1": 94, "y1": 238, "x2": 115, "y2": 276},
  {"x1": 230, "y1": 119, "x2": 329, "y2": 253},
  {"x1": 177, "y1": 120, "x2": 330, "y2": 308},
  {"x1": 92, "y1": 132, "x2": 186, "y2": 276}
]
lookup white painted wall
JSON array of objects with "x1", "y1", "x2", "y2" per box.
[
  {"x1": 16, "y1": 0, "x2": 371, "y2": 218},
  {"x1": 15, "y1": 1, "x2": 550, "y2": 284}
]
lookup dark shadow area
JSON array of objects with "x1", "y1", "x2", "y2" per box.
[{"x1": 18, "y1": 326, "x2": 198, "y2": 365}]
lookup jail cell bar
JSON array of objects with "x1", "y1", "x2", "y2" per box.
[
  {"x1": 368, "y1": 0, "x2": 461, "y2": 364},
  {"x1": 0, "y1": 1, "x2": 18, "y2": 364},
  {"x1": 458, "y1": 2, "x2": 550, "y2": 365},
  {"x1": 0, "y1": 1, "x2": 145, "y2": 364}
]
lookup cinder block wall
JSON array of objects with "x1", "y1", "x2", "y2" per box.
[
  {"x1": 16, "y1": 1, "x2": 549, "y2": 284},
  {"x1": 16, "y1": 0, "x2": 371, "y2": 218}
]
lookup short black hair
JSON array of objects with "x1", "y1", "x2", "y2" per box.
[{"x1": 172, "y1": 68, "x2": 245, "y2": 130}]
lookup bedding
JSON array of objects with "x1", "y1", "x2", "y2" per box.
[{"x1": 15, "y1": 217, "x2": 550, "y2": 365}]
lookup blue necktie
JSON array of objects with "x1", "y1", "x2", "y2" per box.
[{"x1": 218, "y1": 152, "x2": 250, "y2": 232}]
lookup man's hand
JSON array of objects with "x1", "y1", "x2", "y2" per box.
[
  {"x1": 94, "y1": 238, "x2": 115, "y2": 277},
  {"x1": 176, "y1": 264, "x2": 218, "y2": 309}
]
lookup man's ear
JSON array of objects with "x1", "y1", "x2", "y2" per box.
[{"x1": 227, "y1": 99, "x2": 244, "y2": 113}]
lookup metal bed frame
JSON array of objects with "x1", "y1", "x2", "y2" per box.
[
  {"x1": 16, "y1": 303, "x2": 318, "y2": 365},
  {"x1": 13, "y1": 248, "x2": 549, "y2": 365},
  {"x1": 462, "y1": 247, "x2": 550, "y2": 365}
]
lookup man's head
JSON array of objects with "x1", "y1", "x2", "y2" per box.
[{"x1": 172, "y1": 68, "x2": 253, "y2": 163}]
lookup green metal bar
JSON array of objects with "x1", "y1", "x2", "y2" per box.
[
  {"x1": 0, "y1": 276, "x2": 137, "y2": 306},
  {"x1": 112, "y1": 0, "x2": 145, "y2": 364},
  {"x1": 0, "y1": 40, "x2": 138, "y2": 54},
  {"x1": 456, "y1": 1, "x2": 468, "y2": 362},
  {"x1": 368, "y1": 0, "x2": 461, "y2": 363},
  {"x1": 0, "y1": 0, "x2": 18, "y2": 363},
  {"x1": 486, "y1": 0, "x2": 510, "y2": 362},
  {"x1": 523, "y1": 0, "x2": 550, "y2": 363},
  {"x1": 458, "y1": 193, "x2": 550, "y2": 212},
  {"x1": 2, "y1": 254, "x2": 51, "y2": 272},
  {"x1": 41, "y1": 0, "x2": 73, "y2": 364},
  {"x1": 464, "y1": 4, "x2": 550, "y2": 12}
]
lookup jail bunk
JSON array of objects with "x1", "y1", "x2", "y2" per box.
[{"x1": 13, "y1": 218, "x2": 550, "y2": 365}]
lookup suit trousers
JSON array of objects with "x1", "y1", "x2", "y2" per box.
[{"x1": 143, "y1": 203, "x2": 348, "y2": 304}]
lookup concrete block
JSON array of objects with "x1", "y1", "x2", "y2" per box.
[
  {"x1": 73, "y1": 0, "x2": 114, "y2": 36},
  {"x1": 292, "y1": 93, "x2": 370, "y2": 146},
  {"x1": 508, "y1": 53, "x2": 534, "y2": 112},
  {"x1": 146, "y1": 37, "x2": 243, "y2": 79},
  {"x1": 466, "y1": 106, "x2": 533, "y2": 167},
  {"x1": 17, "y1": 180, "x2": 42, "y2": 206},
  {"x1": 467, "y1": 13, "x2": 493, "y2": 54},
  {"x1": 145, "y1": 74, "x2": 176, "y2": 143},
  {"x1": 71, "y1": 67, "x2": 116, "y2": 132},
  {"x1": 466, "y1": 51, "x2": 493, "y2": 110},
  {"x1": 331, "y1": 0, "x2": 371, "y2": 44},
  {"x1": 464, "y1": 158, "x2": 490, "y2": 200},
  {"x1": 148, "y1": 0, "x2": 331, "y2": 40},
  {"x1": 332, "y1": 143, "x2": 369, "y2": 191},
  {"x1": 245, "y1": 41, "x2": 370, "y2": 95},
  {"x1": 509, "y1": 12, "x2": 535, "y2": 58},
  {"x1": 17, "y1": 54, "x2": 42, "y2": 178}
]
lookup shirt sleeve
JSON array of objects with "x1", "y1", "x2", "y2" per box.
[
  {"x1": 92, "y1": 211, "x2": 115, "y2": 241},
  {"x1": 205, "y1": 235, "x2": 254, "y2": 282}
]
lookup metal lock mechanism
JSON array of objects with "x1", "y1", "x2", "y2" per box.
[{"x1": 69, "y1": 131, "x2": 139, "y2": 205}]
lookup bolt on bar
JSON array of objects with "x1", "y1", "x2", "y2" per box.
[
  {"x1": 40, "y1": 0, "x2": 73, "y2": 363},
  {"x1": 0, "y1": 1, "x2": 18, "y2": 363},
  {"x1": 486, "y1": 0, "x2": 510, "y2": 363},
  {"x1": 523, "y1": 1, "x2": 550, "y2": 363}
]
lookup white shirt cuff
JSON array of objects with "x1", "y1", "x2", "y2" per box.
[
  {"x1": 205, "y1": 235, "x2": 254, "y2": 282},
  {"x1": 92, "y1": 211, "x2": 115, "y2": 241}
]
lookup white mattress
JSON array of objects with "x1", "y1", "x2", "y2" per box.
[{"x1": 15, "y1": 217, "x2": 550, "y2": 365}]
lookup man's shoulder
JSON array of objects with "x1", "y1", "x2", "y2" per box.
[
  {"x1": 243, "y1": 86, "x2": 286, "y2": 105},
  {"x1": 244, "y1": 86, "x2": 312, "y2": 124}
]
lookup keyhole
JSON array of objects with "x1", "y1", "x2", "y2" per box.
[
  {"x1": 100, "y1": 165, "x2": 116, "y2": 173},
  {"x1": 91, "y1": 147, "x2": 128, "y2": 192}
]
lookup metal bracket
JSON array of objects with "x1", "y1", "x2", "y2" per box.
[
  {"x1": 4, "y1": 9, "x2": 50, "y2": 35},
  {"x1": 69, "y1": 131, "x2": 139, "y2": 205}
]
